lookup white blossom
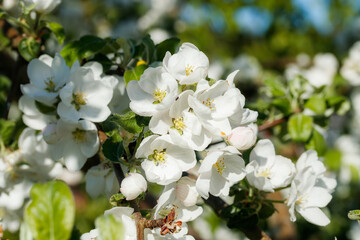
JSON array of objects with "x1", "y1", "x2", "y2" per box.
[
  {"x1": 341, "y1": 41, "x2": 360, "y2": 86},
  {"x1": 226, "y1": 124, "x2": 257, "y2": 151},
  {"x1": 80, "y1": 229, "x2": 99, "y2": 240},
  {"x1": 163, "y1": 43, "x2": 209, "y2": 85},
  {"x1": 21, "y1": 53, "x2": 70, "y2": 106},
  {"x1": 104, "y1": 207, "x2": 137, "y2": 240},
  {"x1": 246, "y1": 139, "x2": 295, "y2": 192},
  {"x1": 196, "y1": 146, "x2": 246, "y2": 199},
  {"x1": 120, "y1": 172, "x2": 147, "y2": 200},
  {"x1": 175, "y1": 177, "x2": 199, "y2": 207},
  {"x1": 136, "y1": 135, "x2": 196, "y2": 185},
  {"x1": 127, "y1": 66, "x2": 178, "y2": 116},
  {"x1": 25, "y1": 0, "x2": 61, "y2": 13}
]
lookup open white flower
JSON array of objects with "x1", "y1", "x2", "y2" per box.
[
  {"x1": 163, "y1": 43, "x2": 209, "y2": 85},
  {"x1": 120, "y1": 172, "x2": 147, "y2": 200},
  {"x1": 19, "y1": 95, "x2": 57, "y2": 130},
  {"x1": 341, "y1": 41, "x2": 360, "y2": 86},
  {"x1": 21, "y1": 53, "x2": 70, "y2": 106},
  {"x1": 45, "y1": 120, "x2": 99, "y2": 171},
  {"x1": 26, "y1": 0, "x2": 61, "y2": 13},
  {"x1": 285, "y1": 166, "x2": 332, "y2": 226},
  {"x1": 188, "y1": 79, "x2": 244, "y2": 136},
  {"x1": 196, "y1": 146, "x2": 246, "y2": 199},
  {"x1": 246, "y1": 139, "x2": 295, "y2": 192},
  {"x1": 136, "y1": 135, "x2": 196, "y2": 185},
  {"x1": 104, "y1": 207, "x2": 137, "y2": 240},
  {"x1": 175, "y1": 177, "x2": 199, "y2": 207},
  {"x1": 127, "y1": 66, "x2": 178, "y2": 116},
  {"x1": 85, "y1": 162, "x2": 119, "y2": 198},
  {"x1": 57, "y1": 66, "x2": 113, "y2": 123},
  {"x1": 149, "y1": 90, "x2": 212, "y2": 151}
]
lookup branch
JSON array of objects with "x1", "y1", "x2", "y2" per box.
[
  {"x1": 132, "y1": 211, "x2": 166, "y2": 240},
  {"x1": 258, "y1": 118, "x2": 285, "y2": 132}
]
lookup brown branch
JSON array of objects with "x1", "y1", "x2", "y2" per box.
[
  {"x1": 132, "y1": 212, "x2": 166, "y2": 240},
  {"x1": 258, "y1": 118, "x2": 286, "y2": 132}
]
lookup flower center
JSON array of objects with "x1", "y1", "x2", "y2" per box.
[
  {"x1": 296, "y1": 194, "x2": 308, "y2": 206},
  {"x1": 171, "y1": 117, "x2": 186, "y2": 135},
  {"x1": 72, "y1": 90, "x2": 87, "y2": 110},
  {"x1": 213, "y1": 157, "x2": 226, "y2": 175},
  {"x1": 185, "y1": 64, "x2": 195, "y2": 76},
  {"x1": 153, "y1": 88, "x2": 167, "y2": 104},
  {"x1": 148, "y1": 149, "x2": 167, "y2": 165},
  {"x1": 202, "y1": 98, "x2": 216, "y2": 110},
  {"x1": 45, "y1": 76, "x2": 56, "y2": 92},
  {"x1": 72, "y1": 128, "x2": 86, "y2": 143},
  {"x1": 258, "y1": 168, "x2": 272, "y2": 178}
]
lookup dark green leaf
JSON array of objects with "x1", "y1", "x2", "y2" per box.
[
  {"x1": 288, "y1": 113, "x2": 313, "y2": 142},
  {"x1": 258, "y1": 202, "x2": 275, "y2": 219},
  {"x1": 305, "y1": 129, "x2": 326, "y2": 156},
  {"x1": 47, "y1": 22, "x2": 65, "y2": 45},
  {"x1": 102, "y1": 137, "x2": 124, "y2": 163},
  {"x1": 326, "y1": 96, "x2": 350, "y2": 116},
  {"x1": 141, "y1": 35, "x2": 155, "y2": 64},
  {"x1": 0, "y1": 30, "x2": 10, "y2": 51},
  {"x1": 272, "y1": 98, "x2": 291, "y2": 115},
  {"x1": 95, "y1": 214, "x2": 124, "y2": 240},
  {"x1": 124, "y1": 64, "x2": 147, "y2": 86},
  {"x1": 24, "y1": 181, "x2": 75, "y2": 240},
  {"x1": 61, "y1": 35, "x2": 106, "y2": 66},
  {"x1": 305, "y1": 94, "x2": 326, "y2": 114},
  {"x1": 18, "y1": 38, "x2": 41, "y2": 61},
  {"x1": 116, "y1": 38, "x2": 134, "y2": 66},
  {"x1": 35, "y1": 101, "x2": 57, "y2": 114},
  {"x1": 155, "y1": 37, "x2": 180, "y2": 61}
]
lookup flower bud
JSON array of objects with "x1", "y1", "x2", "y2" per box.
[
  {"x1": 43, "y1": 123, "x2": 60, "y2": 144},
  {"x1": 120, "y1": 173, "x2": 147, "y2": 201},
  {"x1": 227, "y1": 125, "x2": 257, "y2": 151},
  {"x1": 175, "y1": 177, "x2": 199, "y2": 207}
]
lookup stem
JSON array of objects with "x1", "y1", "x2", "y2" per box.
[
  {"x1": 133, "y1": 128, "x2": 144, "y2": 156},
  {"x1": 264, "y1": 199, "x2": 285, "y2": 204},
  {"x1": 132, "y1": 211, "x2": 166, "y2": 240},
  {"x1": 258, "y1": 118, "x2": 285, "y2": 132}
]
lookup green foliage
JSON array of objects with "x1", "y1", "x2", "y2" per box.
[
  {"x1": 326, "y1": 96, "x2": 350, "y2": 116},
  {"x1": 47, "y1": 22, "x2": 65, "y2": 45},
  {"x1": 95, "y1": 214, "x2": 124, "y2": 240},
  {"x1": 287, "y1": 113, "x2": 313, "y2": 142},
  {"x1": 155, "y1": 37, "x2": 181, "y2": 61},
  {"x1": 24, "y1": 181, "x2": 75, "y2": 240},
  {"x1": 348, "y1": 210, "x2": 360, "y2": 221},
  {"x1": 0, "y1": 119, "x2": 16, "y2": 146},
  {"x1": 109, "y1": 193, "x2": 126, "y2": 207},
  {"x1": 124, "y1": 64, "x2": 147, "y2": 85},
  {"x1": 305, "y1": 129, "x2": 326, "y2": 156},
  {"x1": 102, "y1": 137, "x2": 124, "y2": 163},
  {"x1": 61, "y1": 35, "x2": 107, "y2": 66},
  {"x1": 110, "y1": 111, "x2": 149, "y2": 135},
  {"x1": 324, "y1": 149, "x2": 342, "y2": 171},
  {"x1": 20, "y1": 222, "x2": 33, "y2": 240},
  {"x1": 18, "y1": 38, "x2": 41, "y2": 62},
  {"x1": 263, "y1": 77, "x2": 287, "y2": 97},
  {"x1": 305, "y1": 94, "x2": 326, "y2": 115}
]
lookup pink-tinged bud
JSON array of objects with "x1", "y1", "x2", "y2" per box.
[
  {"x1": 227, "y1": 126, "x2": 257, "y2": 151},
  {"x1": 43, "y1": 123, "x2": 60, "y2": 144},
  {"x1": 120, "y1": 173, "x2": 147, "y2": 201},
  {"x1": 175, "y1": 177, "x2": 199, "y2": 207}
]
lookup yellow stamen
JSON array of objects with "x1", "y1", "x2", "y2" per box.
[
  {"x1": 149, "y1": 149, "x2": 167, "y2": 165},
  {"x1": 171, "y1": 117, "x2": 186, "y2": 135},
  {"x1": 213, "y1": 157, "x2": 226, "y2": 175},
  {"x1": 153, "y1": 88, "x2": 167, "y2": 104},
  {"x1": 137, "y1": 60, "x2": 147, "y2": 66},
  {"x1": 72, "y1": 128, "x2": 86, "y2": 143},
  {"x1": 202, "y1": 98, "x2": 216, "y2": 110},
  {"x1": 45, "y1": 76, "x2": 56, "y2": 92},
  {"x1": 185, "y1": 64, "x2": 194, "y2": 76},
  {"x1": 258, "y1": 168, "x2": 272, "y2": 178},
  {"x1": 72, "y1": 90, "x2": 87, "y2": 110}
]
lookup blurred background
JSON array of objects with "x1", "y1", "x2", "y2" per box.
[{"x1": 2, "y1": 0, "x2": 360, "y2": 239}]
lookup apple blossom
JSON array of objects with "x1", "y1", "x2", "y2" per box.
[
  {"x1": 136, "y1": 135, "x2": 196, "y2": 185},
  {"x1": 127, "y1": 66, "x2": 178, "y2": 116},
  {"x1": 85, "y1": 162, "x2": 119, "y2": 198},
  {"x1": 196, "y1": 146, "x2": 246, "y2": 199},
  {"x1": 45, "y1": 120, "x2": 100, "y2": 171},
  {"x1": 341, "y1": 41, "x2": 360, "y2": 86},
  {"x1": 149, "y1": 90, "x2": 212, "y2": 151},
  {"x1": 246, "y1": 139, "x2": 295, "y2": 192},
  {"x1": 80, "y1": 229, "x2": 99, "y2": 240},
  {"x1": 226, "y1": 124, "x2": 257, "y2": 151},
  {"x1": 175, "y1": 177, "x2": 199, "y2": 207},
  {"x1": 120, "y1": 172, "x2": 147, "y2": 200},
  {"x1": 25, "y1": 0, "x2": 61, "y2": 13},
  {"x1": 21, "y1": 53, "x2": 70, "y2": 106},
  {"x1": 163, "y1": 42, "x2": 209, "y2": 85},
  {"x1": 104, "y1": 207, "x2": 137, "y2": 240},
  {"x1": 57, "y1": 65, "x2": 113, "y2": 123}
]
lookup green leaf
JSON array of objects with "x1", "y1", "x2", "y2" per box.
[
  {"x1": 20, "y1": 222, "x2": 33, "y2": 240},
  {"x1": 95, "y1": 214, "x2": 124, "y2": 240},
  {"x1": 272, "y1": 98, "x2": 291, "y2": 115},
  {"x1": 305, "y1": 94, "x2": 326, "y2": 114},
  {"x1": 348, "y1": 210, "x2": 360, "y2": 221},
  {"x1": 24, "y1": 181, "x2": 75, "y2": 240},
  {"x1": 113, "y1": 112, "x2": 143, "y2": 134},
  {"x1": 116, "y1": 38, "x2": 134, "y2": 66},
  {"x1": 0, "y1": 119, "x2": 16, "y2": 145},
  {"x1": 264, "y1": 77, "x2": 287, "y2": 97},
  {"x1": 0, "y1": 30, "x2": 10, "y2": 51},
  {"x1": 109, "y1": 193, "x2": 125, "y2": 207},
  {"x1": 258, "y1": 202, "x2": 275, "y2": 219},
  {"x1": 155, "y1": 37, "x2": 180, "y2": 61},
  {"x1": 288, "y1": 113, "x2": 313, "y2": 142},
  {"x1": 305, "y1": 129, "x2": 326, "y2": 156},
  {"x1": 61, "y1": 35, "x2": 107, "y2": 66},
  {"x1": 324, "y1": 149, "x2": 342, "y2": 171},
  {"x1": 34, "y1": 101, "x2": 56, "y2": 114},
  {"x1": 18, "y1": 38, "x2": 41, "y2": 61},
  {"x1": 47, "y1": 22, "x2": 65, "y2": 45},
  {"x1": 102, "y1": 138, "x2": 124, "y2": 163},
  {"x1": 124, "y1": 64, "x2": 147, "y2": 86},
  {"x1": 141, "y1": 35, "x2": 155, "y2": 64},
  {"x1": 326, "y1": 96, "x2": 350, "y2": 116}
]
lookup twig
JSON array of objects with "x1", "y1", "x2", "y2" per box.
[
  {"x1": 258, "y1": 118, "x2": 285, "y2": 132},
  {"x1": 132, "y1": 211, "x2": 166, "y2": 240}
]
